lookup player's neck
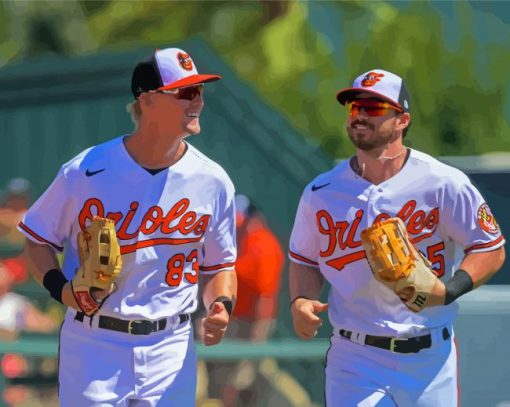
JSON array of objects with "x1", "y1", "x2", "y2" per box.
[
  {"x1": 124, "y1": 131, "x2": 186, "y2": 169},
  {"x1": 354, "y1": 142, "x2": 408, "y2": 185}
]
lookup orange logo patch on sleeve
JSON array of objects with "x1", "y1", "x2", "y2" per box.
[
  {"x1": 361, "y1": 72, "x2": 384, "y2": 87},
  {"x1": 477, "y1": 203, "x2": 500, "y2": 234},
  {"x1": 177, "y1": 52, "x2": 193, "y2": 71}
]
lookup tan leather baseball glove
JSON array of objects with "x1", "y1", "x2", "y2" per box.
[
  {"x1": 71, "y1": 217, "x2": 122, "y2": 316},
  {"x1": 360, "y1": 217, "x2": 438, "y2": 312}
]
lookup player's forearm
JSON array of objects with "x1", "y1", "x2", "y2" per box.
[
  {"x1": 23, "y1": 240, "x2": 60, "y2": 285},
  {"x1": 23, "y1": 240, "x2": 80, "y2": 310},
  {"x1": 458, "y1": 246, "x2": 506, "y2": 288},
  {"x1": 201, "y1": 269, "x2": 237, "y2": 311},
  {"x1": 289, "y1": 262, "x2": 324, "y2": 302}
]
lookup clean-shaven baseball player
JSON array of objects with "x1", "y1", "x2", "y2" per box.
[
  {"x1": 289, "y1": 69, "x2": 506, "y2": 406},
  {"x1": 20, "y1": 47, "x2": 237, "y2": 406}
]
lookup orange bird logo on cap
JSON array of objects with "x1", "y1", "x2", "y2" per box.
[
  {"x1": 177, "y1": 52, "x2": 193, "y2": 71},
  {"x1": 361, "y1": 72, "x2": 384, "y2": 87}
]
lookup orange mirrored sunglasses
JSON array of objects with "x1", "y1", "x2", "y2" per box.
[
  {"x1": 346, "y1": 100, "x2": 403, "y2": 117},
  {"x1": 159, "y1": 84, "x2": 204, "y2": 101}
]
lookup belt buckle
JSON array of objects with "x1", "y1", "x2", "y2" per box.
[
  {"x1": 128, "y1": 320, "x2": 147, "y2": 335},
  {"x1": 390, "y1": 337, "x2": 407, "y2": 353}
]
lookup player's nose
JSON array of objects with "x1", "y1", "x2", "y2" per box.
[
  {"x1": 356, "y1": 107, "x2": 370, "y2": 119},
  {"x1": 191, "y1": 93, "x2": 204, "y2": 108}
]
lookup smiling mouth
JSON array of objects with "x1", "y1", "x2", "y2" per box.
[
  {"x1": 351, "y1": 121, "x2": 373, "y2": 130},
  {"x1": 187, "y1": 113, "x2": 199, "y2": 118}
]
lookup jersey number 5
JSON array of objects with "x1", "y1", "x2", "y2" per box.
[
  {"x1": 426, "y1": 242, "x2": 445, "y2": 278},
  {"x1": 166, "y1": 249, "x2": 199, "y2": 286}
]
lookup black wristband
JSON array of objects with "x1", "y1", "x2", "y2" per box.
[
  {"x1": 290, "y1": 296, "x2": 310, "y2": 308},
  {"x1": 211, "y1": 296, "x2": 233, "y2": 316},
  {"x1": 43, "y1": 268, "x2": 69, "y2": 304},
  {"x1": 444, "y1": 269, "x2": 474, "y2": 305}
]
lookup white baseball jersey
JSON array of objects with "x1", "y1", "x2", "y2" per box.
[
  {"x1": 289, "y1": 148, "x2": 505, "y2": 336},
  {"x1": 19, "y1": 135, "x2": 236, "y2": 320}
]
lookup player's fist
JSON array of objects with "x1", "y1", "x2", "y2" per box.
[
  {"x1": 290, "y1": 298, "x2": 328, "y2": 340},
  {"x1": 202, "y1": 302, "x2": 230, "y2": 346},
  {"x1": 397, "y1": 279, "x2": 446, "y2": 312}
]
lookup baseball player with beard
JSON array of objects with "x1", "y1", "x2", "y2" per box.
[
  {"x1": 289, "y1": 69, "x2": 506, "y2": 406},
  {"x1": 19, "y1": 47, "x2": 237, "y2": 406}
]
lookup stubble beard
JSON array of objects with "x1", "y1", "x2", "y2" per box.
[{"x1": 347, "y1": 126, "x2": 397, "y2": 151}]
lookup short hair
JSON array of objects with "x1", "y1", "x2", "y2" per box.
[{"x1": 126, "y1": 100, "x2": 141, "y2": 130}]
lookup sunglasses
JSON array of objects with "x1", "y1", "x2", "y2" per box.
[
  {"x1": 158, "y1": 84, "x2": 204, "y2": 101},
  {"x1": 346, "y1": 100, "x2": 403, "y2": 117}
]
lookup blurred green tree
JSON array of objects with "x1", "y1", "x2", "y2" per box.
[{"x1": 0, "y1": 0, "x2": 508, "y2": 157}]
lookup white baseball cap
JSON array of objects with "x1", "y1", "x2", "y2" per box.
[
  {"x1": 131, "y1": 47, "x2": 221, "y2": 99},
  {"x1": 336, "y1": 69, "x2": 411, "y2": 112}
]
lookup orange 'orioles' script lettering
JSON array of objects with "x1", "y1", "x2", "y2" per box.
[
  {"x1": 318, "y1": 200, "x2": 440, "y2": 271},
  {"x1": 78, "y1": 198, "x2": 210, "y2": 254}
]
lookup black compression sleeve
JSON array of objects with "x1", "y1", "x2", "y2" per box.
[
  {"x1": 444, "y1": 269, "x2": 474, "y2": 305},
  {"x1": 42, "y1": 268, "x2": 69, "y2": 304}
]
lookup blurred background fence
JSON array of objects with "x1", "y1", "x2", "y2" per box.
[{"x1": 0, "y1": 1, "x2": 509, "y2": 406}]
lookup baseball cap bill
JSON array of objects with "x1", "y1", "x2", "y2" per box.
[
  {"x1": 131, "y1": 48, "x2": 221, "y2": 99},
  {"x1": 336, "y1": 69, "x2": 410, "y2": 112}
]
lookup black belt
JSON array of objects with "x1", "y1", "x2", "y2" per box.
[
  {"x1": 339, "y1": 327, "x2": 450, "y2": 354},
  {"x1": 75, "y1": 312, "x2": 190, "y2": 335}
]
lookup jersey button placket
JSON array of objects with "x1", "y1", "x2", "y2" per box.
[
  {"x1": 366, "y1": 186, "x2": 382, "y2": 225},
  {"x1": 356, "y1": 187, "x2": 371, "y2": 231}
]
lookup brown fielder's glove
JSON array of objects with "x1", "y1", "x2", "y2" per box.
[
  {"x1": 360, "y1": 217, "x2": 438, "y2": 312},
  {"x1": 71, "y1": 217, "x2": 122, "y2": 316}
]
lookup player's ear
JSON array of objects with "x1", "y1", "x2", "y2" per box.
[
  {"x1": 395, "y1": 112, "x2": 411, "y2": 132},
  {"x1": 137, "y1": 92, "x2": 154, "y2": 110}
]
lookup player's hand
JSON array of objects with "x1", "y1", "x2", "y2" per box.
[
  {"x1": 290, "y1": 298, "x2": 328, "y2": 340},
  {"x1": 90, "y1": 282, "x2": 118, "y2": 303},
  {"x1": 202, "y1": 302, "x2": 229, "y2": 346},
  {"x1": 62, "y1": 280, "x2": 117, "y2": 313},
  {"x1": 61, "y1": 282, "x2": 82, "y2": 312},
  {"x1": 397, "y1": 279, "x2": 446, "y2": 311}
]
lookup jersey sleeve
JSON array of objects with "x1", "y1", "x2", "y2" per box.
[
  {"x1": 441, "y1": 175, "x2": 505, "y2": 254},
  {"x1": 200, "y1": 181, "x2": 237, "y2": 275},
  {"x1": 18, "y1": 167, "x2": 73, "y2": 251},
  {"x1": 289, "y1": 192, "x2": 320, "y2": 268}
]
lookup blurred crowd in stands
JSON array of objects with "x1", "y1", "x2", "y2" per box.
[
  {"x1": 194, "y1": 194, "x2": 285, "y2": 407},
  {"x1": 0, "y1": 178, "x2": 60, "y2": 407}
]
